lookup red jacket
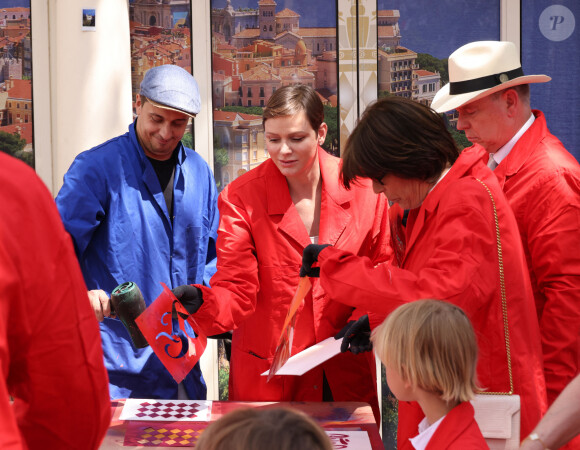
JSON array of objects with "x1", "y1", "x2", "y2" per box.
[
  {"x1": 484, "y1": 110, "x2": 580, "y2": 404},
  {"x1": 317, "y1": 147, "x2": 547, "y2": 445},
  {"x1": 400, "y1": 402, "x2": 488, "y2": 449},
  {"x1": 194, "y1": 149, "x2": 391, "y2": 418},
  {"x1": 0, "y1": 154, "x2": 110, "y2": 449}
]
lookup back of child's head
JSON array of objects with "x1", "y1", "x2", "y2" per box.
[
  {"x1": 194, "y1": 407, "x2": 334, "y2": 450},
  {"x1": 371, "y1": 299, "x2": 479, "y2": 403}
]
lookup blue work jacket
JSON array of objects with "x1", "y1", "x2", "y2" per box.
[{"x1": 56, "y1": 121, "x2": 219, "y2": 400}]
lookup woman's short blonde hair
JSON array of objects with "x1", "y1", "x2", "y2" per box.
[
  {"x1": 195, "y1": 407, "x2": 333, "y2": 450},
  {"x1": 371, "y1": 299, "x2": 479, "y2": 403}
]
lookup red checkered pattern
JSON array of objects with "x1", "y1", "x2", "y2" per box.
[{"x1": 134, "y1": 401, "x2": 203, "y2": 420}]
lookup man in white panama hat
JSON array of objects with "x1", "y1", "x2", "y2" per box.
[{"x1": 432, "y1": 41, "x2": 580, "y2": 412}]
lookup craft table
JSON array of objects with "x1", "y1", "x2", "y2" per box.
[{"x1": 100, "y1": 399, "x2": 383, "y2": 449}]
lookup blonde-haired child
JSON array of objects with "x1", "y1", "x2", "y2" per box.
[{"x1": 371, "y1": 299, "x2": 488, "y2": 449}]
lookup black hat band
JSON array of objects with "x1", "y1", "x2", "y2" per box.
[{"x1": 449, "y1": 67, "x2": 525, "y2": 95}]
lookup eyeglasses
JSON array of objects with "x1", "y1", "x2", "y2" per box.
[{"x1": 373, "y1": 174, "x2": 386, "y2": 185}]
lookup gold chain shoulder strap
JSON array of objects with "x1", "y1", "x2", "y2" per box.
[{"x1": 475, "y1": 178, "x2": 514, "y2": 396}]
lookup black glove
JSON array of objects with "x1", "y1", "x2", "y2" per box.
[
  {"x1": 335, "y1": 315, "x2": 372, "y2": 354},
  {"x1": 172, "y1": 284, "x2": 203, "y2": 315},
  {"x1": 300, "y1": 244, "x2": 331, "y2": 278}
]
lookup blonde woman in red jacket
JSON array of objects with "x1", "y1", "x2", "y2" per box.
[
  {"x1": 301, "y1": 96, "x2": 547, "y2": 446},
  {"x1": 173, "y1": 85, "x2": 391, "y2": 422}
]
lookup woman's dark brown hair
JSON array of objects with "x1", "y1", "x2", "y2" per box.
[
  {"x1": 341, "y1": 96, "x2": 459, "y2": 189},
  {"x1": 262, "y1": 84, "x2": 324, "y2": 132}
]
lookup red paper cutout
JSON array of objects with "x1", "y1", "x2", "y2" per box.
[{"x1": 136, "y1": 283, "x2": 207, "y2": 383}]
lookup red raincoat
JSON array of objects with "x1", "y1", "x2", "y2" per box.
[
  {"x1": 0, "y1": 153, "x2": 110, "y2": 449},
  {"x1": 400, "y1": 402, "x2": 487, "y2": 449},
  {"x1": 194, "y1": 149, "x2": 390, "y2": 419},
  {"x1": 485, "y1": 110, "x2": 580, "y2": 405},
  {"x1": 317, "y1": 147, "x2": 547, "y2": 445}
]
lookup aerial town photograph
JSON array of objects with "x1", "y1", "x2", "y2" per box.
[
  {"x1": 0, "y1": 0, "x2": 32, "y2": 166},
  {"x1": 210, "y1": 0, "x2": 339, "y2": 189}
]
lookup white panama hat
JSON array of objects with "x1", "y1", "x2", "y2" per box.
[{"x1": 431, "y1": 41, "x2": 551, "y2": 113}]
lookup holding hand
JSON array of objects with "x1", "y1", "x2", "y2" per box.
[
  {"x1": 335, "y1": 315, "x2": 372, "y2": 354},
  {"x1": 88, "y1": 289, "x2": 114, "y2": 322},
  {"x1": 172, "y1": 284, "x2": 204, "y2": 315},
  {"x1": 300, "y1": 244, "x2": 331, "y2": 278}
]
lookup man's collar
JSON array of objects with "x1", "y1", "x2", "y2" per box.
[{"x1": 493, "y1": 113, "x2": 535, "y2": 165}]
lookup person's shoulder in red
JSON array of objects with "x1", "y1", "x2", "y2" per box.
[
  {"x1": 427, "y1": 401, "x2": 488, "y2": 449},
  {"x1": 0, "y1": 153, "x2": 110, "y2": 450}
]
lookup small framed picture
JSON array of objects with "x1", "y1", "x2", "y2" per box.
[{"x1": 82, "y1": 8, "x2": 96, "y2": 31}]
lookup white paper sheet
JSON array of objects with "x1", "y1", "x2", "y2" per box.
[
  {"x1": 326, "y1": 430, "x2": 373, "y2": 450},
  {"x1": 261, "y1": 336, "x2": 343, "y2": 376},
  {"x1": 119, "y1": 398, "x2": 212, "y2": 422}
]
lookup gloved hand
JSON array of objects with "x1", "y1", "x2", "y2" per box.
[
  {"x1": 172, "y1": 284, "x2": 203, "y2": 315},
  {"x1": 300, "y1": 244, "x2": 331, "y2": 278},
  {"x1": 335, "y1": 315, "x2": 372, "y2": 354}
]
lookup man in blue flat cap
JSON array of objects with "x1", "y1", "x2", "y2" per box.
[{"x1": 56, "y1": 65, "x2": 219, "y2": 401}]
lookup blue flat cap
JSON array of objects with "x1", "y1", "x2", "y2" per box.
[{"x1": 140, "y1": 65, "x2": 201, "y2": 117}]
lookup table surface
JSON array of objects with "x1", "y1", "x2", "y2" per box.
[{"x1": 100, "y1": 400, "x2": 384, "y2": 449}]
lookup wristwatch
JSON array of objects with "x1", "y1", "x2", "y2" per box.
[{"x1": 525, "y1": 432, "x2": 549, "y2": 449}]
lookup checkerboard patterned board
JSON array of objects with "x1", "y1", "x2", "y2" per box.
[
  {"x1": 119, "y1": 399, "x2": 212, "y2": 422},
  {"x1": 124, "y1": 421, "x2": 206, "y2": 447}
]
